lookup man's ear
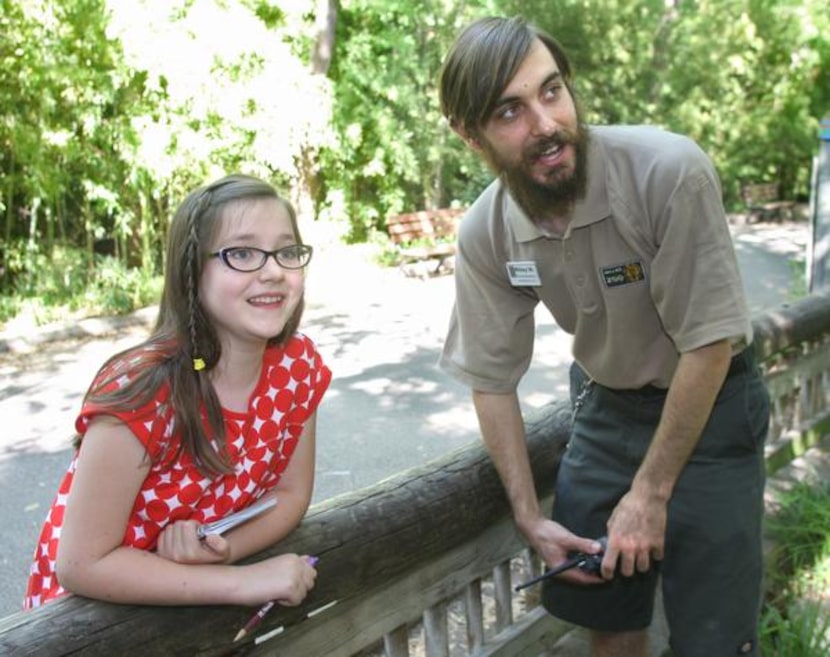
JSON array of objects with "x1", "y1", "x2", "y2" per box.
[{"x1": 450, "y1": 120, "x2": 483, "y2": 153}]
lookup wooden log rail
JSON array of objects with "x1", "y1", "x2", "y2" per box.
[{"x1": 2, "y1": 288, "x2": 830, "y2": 656}]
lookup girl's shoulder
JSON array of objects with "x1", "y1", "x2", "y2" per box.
[
  {"x1": 262, "y1": 333, "x2": 332, "y2": 396},
  {"x1": 265, "y1": 332, "x2": 325, "y2": 363}
]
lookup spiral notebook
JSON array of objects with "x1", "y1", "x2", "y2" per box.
[{"x1": 196, "y1": 496, "x2": 278, "y2": 539}]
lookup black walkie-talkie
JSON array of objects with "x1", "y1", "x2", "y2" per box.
[{"x1": 514, "y1": 536, "x2": 607, "y2": 591}]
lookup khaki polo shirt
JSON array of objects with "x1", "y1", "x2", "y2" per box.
[{"x1": 440, "y1": 125, "x2": 752, "y2": 393}]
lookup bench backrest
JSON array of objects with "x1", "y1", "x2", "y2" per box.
[
  {"x1": 386, "y1": 209, "x2": 464, "y2": 246},
  {"x1": 741, "y1": 182, "x2": 781, "y2": 206}
]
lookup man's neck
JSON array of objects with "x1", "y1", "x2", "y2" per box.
[
  {"x1": 502, "y1": 177, "x2": 577, "y2": 237},
  {"x1": 533, "y1": 211, "x2": 572, "y2": 237}
]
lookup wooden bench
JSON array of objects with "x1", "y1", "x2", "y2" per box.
[
  {"x1": 386, "y1": 208, "x2": 465, "y2": 276},
  {"x1": 741, "y1": 182, "x2": 796, "y2": 223}
]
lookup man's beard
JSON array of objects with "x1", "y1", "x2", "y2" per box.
[{"x1": 483, "y1": 124, "x2": 589, "y2": 220}]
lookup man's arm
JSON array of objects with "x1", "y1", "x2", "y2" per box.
[
  {"x1": 602, "y1": 338, "x2": 732, "y2": 578},
  {"x1": 472, "y1": 389, "x2": 601, "y2": 581}
]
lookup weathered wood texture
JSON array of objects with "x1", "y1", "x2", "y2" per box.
[
  {"x1": 754, "y1": 288, "x2": 830, "y2": 474},
  {"x1": 0, "y1": 402, "x2": 571, "y2": 656},
  {"x1": 2, "y1": 288, "x2": 830, "y2": 656}
]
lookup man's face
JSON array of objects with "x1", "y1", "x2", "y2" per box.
[{"x1": 466, "y1": 39, "x2": 587, "y2": 217}]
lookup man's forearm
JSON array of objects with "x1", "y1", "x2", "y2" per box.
[
  {"x1": 472, "y1": 390, "x2": 541, "y2": 529},
  {"x1": 632, "y1": 339, "x2": 733, "y2": 501}
]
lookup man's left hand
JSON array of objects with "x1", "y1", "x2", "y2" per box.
[{"x1": 602, "y1": 489, "x2": 667, "y2": 579}]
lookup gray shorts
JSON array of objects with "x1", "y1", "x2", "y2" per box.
[{"x1": 542, "y1": 348, "x2": 769, "y2": 657}]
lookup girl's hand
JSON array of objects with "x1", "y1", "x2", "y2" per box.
[
  {"x1": 156, "y1": 520, "x2": 231, "y2": 564},
  {"x1": 236, "y1": 554, "x2": 318, "y2": 606}
]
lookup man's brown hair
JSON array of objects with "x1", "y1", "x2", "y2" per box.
[{"x1": 439, "y1": 16, "x2": 574, "y2": 137}]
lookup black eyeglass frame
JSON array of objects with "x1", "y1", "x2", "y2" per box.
[{"x1": 209, "y1": 244, "x2": 314, "y2": 272}]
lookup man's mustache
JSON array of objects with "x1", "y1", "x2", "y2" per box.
[{"x1": 526, "y1": 132, "x2": 574, "y2": 160}]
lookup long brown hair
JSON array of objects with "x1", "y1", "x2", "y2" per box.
[
  {"x1": 439, "y1": 16, "x2": 575, "y2": 137},
  {"x1": 77, "y1": 174, "x2": 307, "y2": 475}
]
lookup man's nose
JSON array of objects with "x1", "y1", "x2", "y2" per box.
[{"x1": 529, "y1": 103, "x2": 558, "y2": 136}]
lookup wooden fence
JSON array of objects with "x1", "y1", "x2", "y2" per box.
[{"x1": 2, "y1": 288, "x2": 830, "y2": 657}]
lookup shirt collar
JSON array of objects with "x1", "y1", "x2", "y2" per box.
[{"x1": 504, "y1": 127, "x2": 611, "y2": 242}]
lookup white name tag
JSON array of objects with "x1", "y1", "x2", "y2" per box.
[{"x1": 506, "y1": 260, "x2": 541, "y2": 287}]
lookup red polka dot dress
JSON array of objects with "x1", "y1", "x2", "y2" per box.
[{"x1": 24, "y1": 333, "x2": 331, "y2": 609}]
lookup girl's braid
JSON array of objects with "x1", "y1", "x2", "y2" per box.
[{"x1": 187, "y1": 199, "x2": 206, "y2": 372}]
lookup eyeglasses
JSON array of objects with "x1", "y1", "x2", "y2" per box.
[{"x1": 209, "y1": 244, "x2": 313, "y2": 272}]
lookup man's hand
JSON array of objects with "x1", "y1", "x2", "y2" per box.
[
  {"x1": 520, "y1": 516, "x2": 605, "y2": 585},
  {"x1": 603, "y1": 487, "x2": 667, "y2": 578}
]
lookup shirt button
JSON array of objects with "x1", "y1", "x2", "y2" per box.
[{"x1": 575, "y1": 275, "x2": 585, "y2": 286}]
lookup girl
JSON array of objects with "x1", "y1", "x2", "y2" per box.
[{"x1": 24, "y1": 174, "x2": 330, "y2": 609}]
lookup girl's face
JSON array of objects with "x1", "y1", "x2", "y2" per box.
[{"x1": 199, "y1": 198, "x2": 306, "y2": 353}]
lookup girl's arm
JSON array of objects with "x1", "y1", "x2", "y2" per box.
[
  {"x1": 218, "y1": 411, "x2": 317, "y2": 562},
  {"x1": 156, "y1": 413, "x2": 317, "y2": 564},
  {"x1": 55, "y1": 415, "x2": 316, "y2": 606}
]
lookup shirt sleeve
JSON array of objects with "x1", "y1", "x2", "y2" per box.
[
  {"x1": 439, "y1": 210, "x2": 539, "y2": 393},
  {"x1": 647, "y1": 147, "x2": 752, "y2": 352}
]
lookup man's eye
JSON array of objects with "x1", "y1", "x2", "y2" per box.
[
  {"x1": 495, "y1": 105, "x2": 519, "y2": 122},
  {"x1": 544, "y1": 83, "x2": 561, "y2": 99}
]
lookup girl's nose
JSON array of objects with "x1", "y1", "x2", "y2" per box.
[{"x1": 258, "y1": 254, "x2": 287, "y2": 279}]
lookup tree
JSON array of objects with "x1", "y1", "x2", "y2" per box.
[
  {"x1": 317, "y1": 0, "x2": 497, "y2": 241},
  {"x1": 0, "y1": 0, "x2": 151, "y2": 293}
]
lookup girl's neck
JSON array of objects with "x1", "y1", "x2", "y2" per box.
[{"x1": 210, "y1": 344, "x2": 267, "y2": 413}]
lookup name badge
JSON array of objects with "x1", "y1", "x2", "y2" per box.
[{"x1": 506, "y1": 261, "x2": 542, "y2": 287}]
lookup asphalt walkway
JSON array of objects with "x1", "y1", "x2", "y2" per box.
[{"x1": 0, "y1": 218, "x2": 810, "y2": 618}]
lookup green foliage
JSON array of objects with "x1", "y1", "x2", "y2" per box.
[
  {"x1": 318, "y1": 0, "x2": 495, "y2": 242},
  {"x1": 2, "y1": 0, "x2": 829, "y2": 323},
  {"x1": 1, "y1": 0, "x2": 326, "y2": 322},
  {"x1": 761, "y1": 602, "x2": 830, "y2": 657},
  {"x1": 0, "y1": 241, "x2": 162, "y2": 325},
  {"x1": 501, "y1": 0, "x2": 828, "y2": 208},
  {"x1": 761, "y1": 480, "x2": 830, "y2": 656},
  {"x1": 766, "y1": 480, "x2": 830, "y2": 586}
]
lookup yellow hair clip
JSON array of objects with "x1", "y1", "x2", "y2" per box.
[{"x1": 193, "y1": 357, "x2": 206, "y2": 372}]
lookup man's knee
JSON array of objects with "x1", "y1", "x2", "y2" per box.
[{"x1": 590, "y1": 628, "x2": 650, "y2": 657}]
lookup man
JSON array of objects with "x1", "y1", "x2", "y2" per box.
[{"x1": 438, "y1": 16, "x2": 770, "y2": 657}]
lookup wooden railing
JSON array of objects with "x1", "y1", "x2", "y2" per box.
[{"x1": 2, "y1": 288, "x2": 830, "y2": 657}]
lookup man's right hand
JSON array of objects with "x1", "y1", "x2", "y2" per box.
[{"x1": 519, "y1": 517, "x2": 605, "y2": 585}]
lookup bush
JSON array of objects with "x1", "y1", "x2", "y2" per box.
[
  {"x1": 0, "y1": 243, "x2": 161, "y2": 327},
  {"x1": 761, "y1": 480, "x2": 830, "y2": 656}
]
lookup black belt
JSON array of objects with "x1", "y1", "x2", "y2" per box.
[
  {"x1": 726, "y1": 347, "x2": 753, "y2": 378},
  {"x1": 622, "y1": 347, "x2": 754, "y2": 398}
]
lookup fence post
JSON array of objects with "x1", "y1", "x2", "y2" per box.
[{"x1": 808, "y1": 116, "x2": 830, "y2": 292}]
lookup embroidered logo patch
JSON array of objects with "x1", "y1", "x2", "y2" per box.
[{"x1": 601, "y1": 261, "x2": 645, "y2": 288}]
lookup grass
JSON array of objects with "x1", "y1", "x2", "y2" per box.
[{"x1": 761, "y1": 479, "x2": 830, "y2": 656}]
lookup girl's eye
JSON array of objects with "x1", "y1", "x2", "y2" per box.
[{"x1": 228, "y1": 248, "x2": 255, "y2": 261}]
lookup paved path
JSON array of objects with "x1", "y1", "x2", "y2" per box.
[{"x1": 0, "y1": 219, "x2": 810, "y2": 617}]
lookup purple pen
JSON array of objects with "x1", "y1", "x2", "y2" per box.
[{"x1": 232, "y1": 555, "x2": 320, "y2": 642}]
